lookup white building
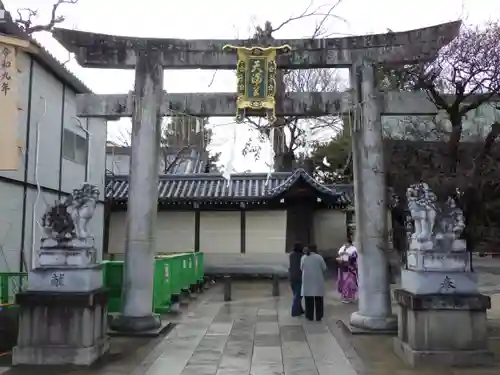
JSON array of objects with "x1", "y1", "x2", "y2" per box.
[{"x1": 0, "y1": 19, "x2": 107, "y2": 272}]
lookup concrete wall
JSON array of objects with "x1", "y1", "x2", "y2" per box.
[{"x1": 0, "y1": 49, "x2": 107, "y2": 272}]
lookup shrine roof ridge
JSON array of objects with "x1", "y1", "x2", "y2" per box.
[
  {"x1": 52, "y1": 21, "x2": 461, "y2": 69},
  {"x1": 106, "y1": 169, "x2": 353, "y2": 206}
]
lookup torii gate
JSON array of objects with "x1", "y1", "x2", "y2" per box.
[{"x1": 53, "y1": 21, "x2": 460, "y2": 333}]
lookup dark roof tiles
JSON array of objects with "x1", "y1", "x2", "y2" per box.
[{"x1": 106, "y1": 169, "x2": 353, "y2": 205}]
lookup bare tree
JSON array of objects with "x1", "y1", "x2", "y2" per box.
[
  {"x1": 12, "y1": 0, "x2": 78, "y2": 35},
  {"x1": 381, "y1": 22, "x2": 500, "y2": 172},
  {"x1": 241, "y1": 1, "x2": 347, "y2": 172}
]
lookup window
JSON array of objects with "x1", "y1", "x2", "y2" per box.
[{"x1": 62, "y1": 129, "x2": 87, "y2": 165}]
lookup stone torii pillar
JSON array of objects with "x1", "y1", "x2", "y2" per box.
[
  {"x1": 110, "y1": 46, "x2": 164, "y2": 333},
  {"x1": 349, "y1": 60, "x2": 396, "y2": 331}
]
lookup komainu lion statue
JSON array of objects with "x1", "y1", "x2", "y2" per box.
[
  {"x1": 71, "y1": 183, "x2": 100, "y2": 239},
  {"x1": 406, "y1": 182, "x2": 438, "y2": 243}
]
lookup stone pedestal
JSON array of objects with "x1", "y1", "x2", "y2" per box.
[
  {"x1": 395, "y1": 243, "x2": 493, "y2": 367},
  {"x1": 12, "y1": 247, "x2": 109, "y2": 366},
  {"x1": 393, "y1": 290, "x2": 493, "y2": 367}
]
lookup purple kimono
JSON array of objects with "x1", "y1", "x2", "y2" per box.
[{"x1": 337, "y1": 244, "x2": 358, "y2": 302}]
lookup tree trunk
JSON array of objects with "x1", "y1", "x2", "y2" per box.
[{"x1": 448, "y1": 115, "x2": 462, "y2": 174}]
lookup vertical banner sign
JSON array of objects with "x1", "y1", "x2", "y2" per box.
[
  {"x1": 222, "y1": 44, "x2": 291, "y2": 123},
  {"x1": 0, "y1": 43, "x2": 19, "y2": 170}
]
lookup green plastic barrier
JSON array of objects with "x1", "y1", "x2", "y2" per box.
[
  {"x1": 101, "y1": 252, "x2": 205, "y2": 313},
  {"x1": 185, "y1": 253, "x2": 196, "y2": 289},
  {"x1": 179, "y1": 253, "x2": 192, "y2": 291},
  {"x1": 101, "y1": 260, "x2": 124, "y2": 313},
  {"x1": 194, "y1": 252, "x2": 204, "y2": 283},
  {"x1": 161, "y1": 254, "x2": 183, "y2": 296},
  {"x1": 102, "y1": 259, "x2": 172, "y2": 314},
  {"x1": 153, "y1": 257, "x2": 172, "y2": 313},
  {"x1": 0, "y1": 272, "x2": 27, "y2": 306}
]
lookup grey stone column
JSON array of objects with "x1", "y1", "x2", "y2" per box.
[
  {"x1": 110, "y1": 46, "x2": 163, "y2": 332},
  {"x1": 349, "y1": 60, "x2": 397, "y2": 331}
]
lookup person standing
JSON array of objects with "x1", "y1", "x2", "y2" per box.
[
  {"x1": 288, "y1": 242, "x2": 304, "y2": 317},
  {"x1": 301, "y1": 244, "x2": 327, "y2": 321},
  {"x1": 336, "y1": 236, "x2": 358, "y2": 303}
]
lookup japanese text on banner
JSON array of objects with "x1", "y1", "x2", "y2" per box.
[{"x1": 0, "y1": 42, "x2": 19, "y2": 170}]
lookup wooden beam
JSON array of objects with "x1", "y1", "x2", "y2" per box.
[
  {"x1": 77, "y1": 91, "x2": 500, "y2": 119},
  {"x1": 240, "y1": 208, "x2": 246, "y2": 254},
  {"x1": 194, "y1": 209, "x2": 200, "y2": 253},
  {"x1": 52, "y1": 21, "x2": 460, "y2": 69}
]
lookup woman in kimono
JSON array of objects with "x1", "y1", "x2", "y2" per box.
[
  {"x1": 336, "y1": 236, "x2": 358, "y2": 303},
  {"x1": 301, "y1": 244, "x2": 327, "y2": 321}
]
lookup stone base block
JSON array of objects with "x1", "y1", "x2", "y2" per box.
[
  {"x1": 393, "y1": 337, "x2": 493, "y2": 367},
  {"x1": 338, "y1": 318, "x2": 397, "y2": 335},
  {"x1": 393, "y1": 289, "x2": 492, "y2": 367},
  {"x1": 108, "y1": 320, "x2": 172, "y2": 337},
  {"x1": 349, "y1": 311, "x2": 398, "y2": 332},
  {"x1": 27, "y1": 265, "x2": 103, "y2": 292},
  {"x1": 12, "y1": 337, "x2": 110, "y2": 366},
  {"x1": 13, "y1": 288, "x2": 108, "y2": 366},
  {"x1": 401, "y1": 269, "x2": 478, "y2": 295},
  {"x1": 109, "y1": 313, "x2": 165, "y2": 336},
  {"x1": 37, "y1": 246, "x2": 96, "y2": 267}
]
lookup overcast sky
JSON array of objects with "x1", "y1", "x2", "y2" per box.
[{"x1": 5, "y1": 0, "x2": 500, "y2": 172}]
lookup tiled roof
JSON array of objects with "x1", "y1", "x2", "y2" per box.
[{"x1": 106, "y1": 169, "x2": 352, "y2": 205}]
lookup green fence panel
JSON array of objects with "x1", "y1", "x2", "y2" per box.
[
  {"x1": 153, "y1": 257, "x2": 172, "y2": 313},
  {"x1": 186, "y1": 253, "x2": 196, "y2": 288},
  {"x1": 194, "y1": 252, "x2": 204, "y2": 282},
  {"x1": 165, "y1": 254, "x2": 183, "y2": 295},
  {"x1": 178, "y1": 253, "x2": 191, "y2": 291},
  {"x1": 0, "y1": 272, "x2": 27, "y2": 305},
  {"x1": 101, "y1": 260, "x2": 124, "y2": 313}
]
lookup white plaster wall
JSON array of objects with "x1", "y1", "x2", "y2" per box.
[
  {"x1": 108, "y1": 211, "x2": 126, "y2": 254},
  {"x1": 60, "y1": 88, "x2": 86, "y2": 193},
  {"x1": 109, "y1": 211, "x2": 196, "y2": 255},
  {"x1": 22, "y1": 189, "x2": 59, "y2": 270},
  {"x1": 156, "y1": 212, "x2": 195, "y2": 254},
  {"x1": 314, "y1": 210, "x2": 346, "y2": 255},
  {"x1": 89, "y1": 203, "x2": 105, "y2": 262},
  {"x1": 199, "y1": 211, "x2": 240, "y2": 254},
  {"x1": 0, "y1": 182, "x2": 24, "y2": 272},
  {"x1": 246, "y1": 211, "x2": 286, "y2": 253},
  {"x1": 26, "y1": 61, "x2": 63, "y2": 189}
]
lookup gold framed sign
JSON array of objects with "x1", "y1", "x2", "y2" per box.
[{"x1": 222, "y1": 44, "x2": 291, "y2": 123}]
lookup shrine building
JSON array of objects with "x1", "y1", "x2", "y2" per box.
[{"x1": 105, "y1": 169, "x2": 353, "y2": 275}]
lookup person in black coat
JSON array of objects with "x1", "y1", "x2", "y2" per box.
[{"x1": 288, "y1": 242, "x2": 304, "y2": 317}]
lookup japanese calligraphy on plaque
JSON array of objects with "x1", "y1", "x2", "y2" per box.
[
  {"x1": 0, "y1": 42, "x2": 19, "y2": 170},
  {"x1": 222, "y1": 44, "x2": 291, "y2": 123}
]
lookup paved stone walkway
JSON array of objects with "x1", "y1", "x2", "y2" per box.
[{"x1": 143, "y1": 296, "x2": 356, "y2": 375}]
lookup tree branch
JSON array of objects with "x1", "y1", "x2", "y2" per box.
[{"x1": 15, "y1": 0, "x2": 78, "y2": 35}]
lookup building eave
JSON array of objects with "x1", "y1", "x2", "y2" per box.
[
  {"x1": 105, "y1": 169, "x2": 353, "y2": 206},
  {"x1": 0, "y1": 11, "x2": 91, "y2": 94}
]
